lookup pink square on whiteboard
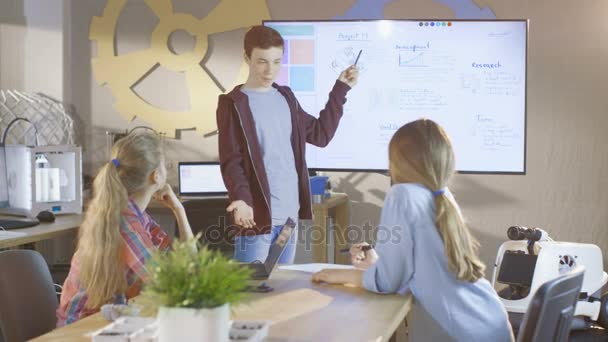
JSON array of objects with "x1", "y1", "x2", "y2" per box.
[{"x1": 290, "y1": 40, "x2": 314, "y2": 64}]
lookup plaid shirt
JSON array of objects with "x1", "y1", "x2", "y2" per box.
[{"x1": 56, "y1": 200, "x2": 171, "y2": 326}]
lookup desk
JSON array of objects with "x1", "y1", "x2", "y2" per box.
[
  {"x1": 312, "y1": 193, "x2": 350, "y2": 264},
  {"x1": 0, "y1": 214, "x2": 84, "y2": 249},
  {"x1": 31, "y1": 268, "x2": 411, "y2": 342}
]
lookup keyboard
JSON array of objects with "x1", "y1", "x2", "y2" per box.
[{"x1": 0, "y1": 219, "x2": 39, "y2": 230}]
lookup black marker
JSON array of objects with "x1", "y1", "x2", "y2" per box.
[
  {"x1": 354, "y1": 49, "x2": 363, "y2": 66},
  {"x1": 339, "y1": 244, "x2": 374, "y2": 254}
]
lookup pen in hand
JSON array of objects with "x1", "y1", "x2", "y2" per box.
[
  {"x1": 354, "y1": 49, "x2": 363, "y2": 67},
  {"x1": 339, "y1": 244, "x2": 374, "y2": 254}
]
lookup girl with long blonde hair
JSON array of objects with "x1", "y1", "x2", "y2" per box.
[
  {"x1": 57, "y1": 132, "x2": 193, "y2": 326},
  {"x1": 313, "y1": 119, "x2": 513, "y2": 341}
]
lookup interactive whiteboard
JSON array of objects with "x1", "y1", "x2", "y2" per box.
[{"x1": 265, "y1": 20, "x2": 527, "y2": 173}]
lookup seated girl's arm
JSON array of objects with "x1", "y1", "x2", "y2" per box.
[
  {"x1": 173, "y1": 207, "x2": 194, "y2": 242},
  {"x1": 312, "y1": 268, "x2": 365, "y2": 286},
  {"x1": 153, "y1": 184, "x2": 194, "y2": 242},
  {"x1": 362, "y1": 186, "x2": 415, "y2": 294},
  {"x1": 312, "y1": 186, "x2": 415, "y2": 291}
]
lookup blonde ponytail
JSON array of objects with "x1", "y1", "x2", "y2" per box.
[
  {"x1": 78, "y1": 132, "x2": 163, "y2": 308},
  {"x1": 78, "y1": 162, "x2": 128, "y2": 307},
  {"x1": 435, "y1": 193, "x2": 485, "y2": 282},
  {"x1": 389, "y1": 119, "x2": 485, "y2": 282}
]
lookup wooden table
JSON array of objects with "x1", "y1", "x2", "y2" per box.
[
  {"x1": 0, "y1": 214, "x2": 83, "y2": 249},
  {"x1": 31, "y1": 268, "x2": 411, "y2": 342},
  {"x1": 312, "y1": 193, "x2": 350, "y2": 264}
]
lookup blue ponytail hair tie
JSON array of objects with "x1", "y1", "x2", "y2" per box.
[
  {"x1": 432, "y1": 188, "x2": 446, "y2": 197},
  {"x1": 111, "y1": 158, "x2": 120, "y2": 167}
]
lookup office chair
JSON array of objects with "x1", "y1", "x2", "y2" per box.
[
  {"x1": 0, "y1": 250, "x2": 59, "y2": 342},
  {"x1": 178, "y1": 198, "x2": 235, "y2": 257},
  {"x1": 517, "y1": 265, "x2": 585, "y2": 342}
]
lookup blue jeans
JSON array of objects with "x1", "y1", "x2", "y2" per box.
[{"x1": 234, "y1": 224, "x2": 298, "y2": 264}]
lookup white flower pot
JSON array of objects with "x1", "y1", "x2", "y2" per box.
[{"x1": 158, "y1": 303, "x2": 230, "y2": 342}]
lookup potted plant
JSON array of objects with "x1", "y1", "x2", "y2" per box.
[{"x1": 144, "y1": 238, "x2": 252, "y2": 342}]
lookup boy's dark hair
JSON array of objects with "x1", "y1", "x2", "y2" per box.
[{"x1": 244, "y1": 25, "x2": 284, "y2": 58}]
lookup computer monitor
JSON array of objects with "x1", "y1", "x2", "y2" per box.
[
  {"x1": 497, "y1": 251, "x2": 538, "y2": 286},
  {"x1": 178, "y1": 162, "x2": 228, "y2": 197}
]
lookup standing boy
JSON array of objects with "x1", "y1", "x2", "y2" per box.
[{"x1": 217, "y1": 25, "x2": 358, "y2": 264}]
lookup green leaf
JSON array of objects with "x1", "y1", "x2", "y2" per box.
[{"x1": 142, "y1": 237, "x2": 253, "y2": 309}]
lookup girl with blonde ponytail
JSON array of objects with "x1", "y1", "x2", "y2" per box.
[
  {"x1": 57, "y1": 132, "x2": 193, "y2": 326},
  {"x1": 313, "y1": 119, "x2": 513, "y2": 341}
]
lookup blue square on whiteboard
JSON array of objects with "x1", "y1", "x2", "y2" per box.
[{"x1": 289, "y1": 67, "x2": 314, "y2": 91}]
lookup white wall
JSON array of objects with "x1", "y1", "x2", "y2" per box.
[{"x1": 0, "y1": 0, "x2": 64, "y2": 99}]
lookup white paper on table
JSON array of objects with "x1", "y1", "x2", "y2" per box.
[{"x1": 278, "y1": 263, "x2": 355, "y2": 274}]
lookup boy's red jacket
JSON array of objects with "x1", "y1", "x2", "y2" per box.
[{"x1": 216, "y1": 81, "x2": 350, "y2": 235}]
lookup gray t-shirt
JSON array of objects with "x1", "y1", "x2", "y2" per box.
[{"x1": 241, "y1": 87, "x2": 300, "y2": 226}]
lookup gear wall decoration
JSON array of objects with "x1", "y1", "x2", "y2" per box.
[{"x1": 90, "y1": 0, "x2": 270, "y2": 137}]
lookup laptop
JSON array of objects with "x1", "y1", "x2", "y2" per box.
[
  {"x1": 178, "y1": 162, "x2": 228, "y2": 198},
  {"x1": 241, "y1": 218, "x2": 296, "y2": 280}
]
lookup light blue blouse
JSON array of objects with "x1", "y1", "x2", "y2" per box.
[{"x1": 363, "y1": 183, "x2": 513, "y2": 342}]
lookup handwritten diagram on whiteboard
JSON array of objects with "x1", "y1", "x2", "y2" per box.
[{"x1": 267, "y1": 20, "x2": 527, "y2": 173}]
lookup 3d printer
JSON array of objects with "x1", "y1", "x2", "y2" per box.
[{"x1": 0, "y1": 118, "x2": 82, "y2": 218}]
